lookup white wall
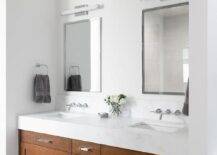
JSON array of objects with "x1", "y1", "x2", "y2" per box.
[
  {"x1": 6, "y1": 0, "x2": 58, "y2": 154},
  {"x1": 57, "y1": 0, "x2": 188, "y2": 119},
  {"x1": 0, "y1": 0, "x2": 6, "y2": 154},
  {"x1": 206, "y1": 0, "x2": 217, "y2": 154},
  {"x1": 189, "y1": 0, "x2": 207, "y2": 154},
  {"x1": 189, "y1": 0, "x2": 217, "y2": 155}
]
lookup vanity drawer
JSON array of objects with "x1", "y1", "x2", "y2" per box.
[
  {"x1": 20, "y1": 130, "x2": 72, "y2": 152},
  {"x1": 72, "y1": 139, "x2": 100, "y2": 155},
  {"x1": 101, "y1": 145, "x2": 157, "y2": 155},
  {"x1": 20, "y1": 142, "x2": 69, "y2": 155}
]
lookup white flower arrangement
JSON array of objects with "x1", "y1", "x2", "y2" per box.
[{"x1": 104, "y1": 94, "x2": 127, "y2": 116}]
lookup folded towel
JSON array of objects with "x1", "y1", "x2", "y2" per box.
[
  {"x1": 67, "y1": 75, "x2": 82, "y2": 91},
  {"x1": 34, "y1": 74, "x2": 51, "y2": 103},
  {"x1": 182, "y1": 79, "x2": 189, "y2": 116}
]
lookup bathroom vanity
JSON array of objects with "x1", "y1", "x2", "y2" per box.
[
  {"x1": 18, "y1": 112, "x2": 188, "y2": 155},
  {"x1": 19, "y1": 130, "x2": 155, "y2": 155}
]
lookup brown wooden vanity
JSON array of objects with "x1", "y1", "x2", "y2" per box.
[{"x1": 19, "y1": 130, "x2": 157, "y2": 155}]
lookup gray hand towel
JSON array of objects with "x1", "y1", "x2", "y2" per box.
[
  {"x1": 67, "y1": 75, "x2": 82, "y2": 91},
  {"x1": 34, "y1": 74, "x2": 51, "y2": 103},
  {"x1": 182, "y1": 79, "x2": 189, "y2": 116}
]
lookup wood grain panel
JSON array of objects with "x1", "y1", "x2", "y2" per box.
[
  {"x1": 20, "y1": 142, "x2": 70, "y2": 155},
  {"x1": 101, "y1": 145, "x2": 157, "y2": 155},
  {"x1": 20, "y1": 130, "x2": 71, "y2": 152}
]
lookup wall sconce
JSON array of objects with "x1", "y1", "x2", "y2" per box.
[{"x1": 61, "y1": 4, "x2": 104, "y2": 16}]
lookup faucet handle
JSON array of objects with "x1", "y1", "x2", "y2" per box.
[
  {"x1": 65, "y1": 103, "x2": 72, "y2": 111},
  {"x1": 150, "y1": 108, "x2": 164, "y2": 120},
  {"x1": 155, "y1": 108, "x2": 162, "y2": 113},
  {"x1": 151, "y1": 108, "x2": 162, "y2": 114},
  {"x1": 66, "y1": 103, "x2": 72, "y2": 106},
  {"x1": 174, "y1": 110, "x2": 182, "y2": 116},
  {"x1": 72, "y1": 102, "x2": 76, "y2": 106},
  {"x1": 165, "y1": 109, "x2": 172, "y2": 115},
  {"x1": 77, "y1": 103, "x2": 82, "y2": 107},
  {"x1": 83, "y1": 103, "x2": 88, "y2": 108}
]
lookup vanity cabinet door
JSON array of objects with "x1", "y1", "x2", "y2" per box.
[
  {"x1": 20, "y1": 130, "x2": 71, "y2": 152},
  {"x1": 101, "y1": 145, "x2": 157, "y2": 155},
  {"x1": 72, "y1": 140, "x2": 100, "y2": 155},
  {"x1": 20, "y1": 142, "x2": 69, "y2": 155}
]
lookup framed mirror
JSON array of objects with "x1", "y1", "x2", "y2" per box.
[
  {"x1": 142, "y1": 3, "x2": 189, "y2": 95},
  {"x1": 64, "y1": 18, "x2": 102, "y2": 92}
]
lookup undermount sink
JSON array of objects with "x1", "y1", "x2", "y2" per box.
[
  {"x1": 50, "y1": 112, "x2": 84, "y2": 119},
  {"x1": 130, "y1": 119, "x2": 186, "y2": 133},
  {"x1": 59, "y1": 112, "x2": 84, "y2": 118}
]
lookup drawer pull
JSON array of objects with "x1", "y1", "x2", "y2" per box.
[
  {"x1": 37, "y1": 138, "x2": 53, "y2": 144},
  {"x1": 80, "y1": 147, "x2": 92, "y2": 152}
]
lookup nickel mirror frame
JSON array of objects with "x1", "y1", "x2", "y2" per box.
[{"x1": 142, "y1": 2, "x2": 189, "y2": 95}]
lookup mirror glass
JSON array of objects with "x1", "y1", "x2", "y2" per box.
[
  {"x1": 64, "y1": 18, "x2": 101, "y2": 92},
  {"x1": 142, "y1": 3, "x2": 189, "y2": 95}
]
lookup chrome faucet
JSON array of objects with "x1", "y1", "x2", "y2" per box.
[
  {"x1": 151, "y1": 109, "x2": 182, "y2": 120},
  {"x1": 157, "y1": 109, "x2": 163, "y2": 120},
  {"x1": 83, "y1": 103, "x2": 88, "y2": 108},
  {"x1": 77, "y1": 103, "x2": 88, "y2": 108},
  {"x1": 65, "y1": 102, "x2": 88, "y2": 111},
  {"x1": 65, "y1": 103, "x2": 73, "y2": 111}
]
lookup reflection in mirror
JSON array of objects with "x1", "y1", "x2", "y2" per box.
[
  {"x1": 142, "y1": 3, "x2": 189, "y2": 95},
  {"x1": 64, "y1": 18, "x2": 101, "y2": 92}
]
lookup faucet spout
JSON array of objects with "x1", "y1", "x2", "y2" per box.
[{"x1": 159, "y1": 113, "x2": 163, "y2": 120}]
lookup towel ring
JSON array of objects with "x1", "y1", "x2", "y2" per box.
[
  {"x1": 36, "y1": 63, "x2": 48, "y2": 75},
  {"x1": 69, "y1": 65, "x2": 80, "y2": 75}
]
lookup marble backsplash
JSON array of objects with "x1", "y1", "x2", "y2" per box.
[{"x1": 55, "y1": 93, "x2": 186, "y2": 121}]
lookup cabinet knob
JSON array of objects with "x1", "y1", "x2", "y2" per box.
[{"x1": 80, "y1": 147, "x2": 92, "y2": 152}]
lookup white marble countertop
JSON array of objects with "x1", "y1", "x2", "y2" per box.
[{"x1": 18, "y1": 111, "x2": 188, "y2": 155}]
